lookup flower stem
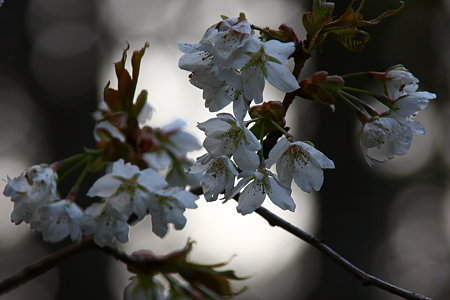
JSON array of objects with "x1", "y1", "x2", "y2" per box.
[
  {"x1": 336, "y1": 91, "x2": 370, "y2": 123},
  {"x1": 57, "y1": 155, "x2": 90, "y2": 183},
  {"x1": 53, "y1": 152, "x2": 88, "y2": 172},
  {"x1": 72, "y1": 159, "x2": 91, "y2": 192},
  {"x1": 341, "y1": 71, "x2": 385, "y2": 80},
  {"x1": 342, "y1": 86, "x2": 394, "y2": 108},
  {"x1": 267, "y1": 119, "x2": 293, "y2": 139},
  {"x1": 258, "y1": 122, "x2": 266, "y2": 168},
  {"x1": 340, "y1": 90, "x2": 380, "y2": 116}
]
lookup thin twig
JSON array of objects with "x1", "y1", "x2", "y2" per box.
[
  {"x1": 253, "y1": 205, "x2": 432, "y2": 300},
  {"x1": 0, "y1": 238, "x2": 93, "y2": 295},
  {"x1": 282, "y1": 45, "x2": 310, "y2": 113},
  {"x1": 193, "y1": 185, "x2": 432, "y2": 299}
]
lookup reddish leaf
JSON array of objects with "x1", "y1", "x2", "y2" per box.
[{"x1": 103, "y1": 82, "x2": 123, "y2": 112}]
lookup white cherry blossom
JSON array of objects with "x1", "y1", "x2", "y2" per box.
[
  {"x1": 267, "y1": 138, "x2": 335, "y2": 192},
  {"x1": 229, "y1": 169, "x2": 295, "y2": 215},
  {"x1": 359, "y1": 116, "x2": 412, "y2": 165},
  {"x1": 87, "y1": 159, "x2": 167, "y2": 222},
  {"x1": 390, "y1": 91, "x2": 436, "y2": 119},
  {"x1": 143, "y1": 119, "x2": 201, "y2": 171},
  {"x1": 81, "y1": 202, "x2": 129, "y2": 247},
  {"x1": 37, "y1": 200, "x2": 83, "y2": 243},
  {"x1": 189, "y1": 154, "x2": 238, "y2": 201},
  {"x1": 207, "y1": 15, "x2": 253, "y2": 63},
  {"x1": 180, "y1": 52, "x2": 249, "y2": 120},
  {"x1": 385, "y1": 66, "x2": 419, "y2": 99},
  {"x1": 360, "y1": 67, "x2": 436, "y2": 165},
  {"x1": 178, "y1": 15, "x2": 263, "y2": 119},
  {"x1": 197, "y1": 113, "x2": 261, "y2": 171},
  {"x1": 166, "y1": 159, "x2": 202, "y2": 188},
  {"x1": 3, "y1": 164, "x2": 58, "y2": 225},
  {"x1": 229, "y1": 37, "x2": 300, "y2": 102},
  {"x1": 145, "y1": 187, "x2": 198, "y2": 238}
]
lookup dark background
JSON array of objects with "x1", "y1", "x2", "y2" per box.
[{"x1": 0, "y1": 0, "x2": 449, "y2": 299}]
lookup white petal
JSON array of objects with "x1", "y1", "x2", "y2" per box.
[
  {"x1": 232, "y1": 97, "x2": 249, "y2": 121},
  {"x1": 237, "y1": 181, "x2": 265, "y2": 215},
  {"x1": 226, "y1": 175, "x2": 253, "y2": 200},
  {"x1": 242, "y1": 66, "x2": 265, "y2": 102},
  {"x1": 296, "y1": 142, "x2": 335, "y2": 169},
  {"x1": 197, "y1": 118, "x2": 230, "y2": 135},
  {"x1": 167, "y1": 131, "x2": 201, "y2": 156},
  {"x1": 264, "y1": 40, "x2": 295, "y2": 63},
  {"x1": 266, "y1": 61, "x2": 300, "y2": 92},
  {"x1": 143, "y1": 151, "x2": 172, "y2": 171},
  {"x1": 275, "y1": 153, "x2": 294, "y2": 188},
  {"x1": 113, "y1": 220, "x2": 129, "y2": 243},
  {"x1": 138, "y1": 169, "x2": 167, "y2": 191},
  {"x1": 203, "y1": 137, "x2": 231, "y2": 156},
  {"x1": 174, "y1": 190, "x2": 198, "y2": 209},
  {"x1": 242, "y1": 127, "x2": 262, "y2": 151},
  {"x1": 233, "y1": 142, "x2": 259, "y2": 171},
  {"x1": 407, "y1": 119, "x2": 425, "y2": 135},
  {"x1": 42, "y1": 221, "x2": 69, "y2": 243},
  {"x1": 268, "y1": 177, "x2": 295, "y2": 211},
  {"x1": 87, "y1": 174, "x2": 119, "y2": 198},
  {"x1": 161, "y1": 119, "x2": 186, "y2": 134},
  {"x1": 150, "y1": 213, "x2": 169, "y2": 238},
  {"x1": 292, "y1": 159, "x2": 323, "y2": 192},
  {"x1": 112, "y1": 159, "x2": 140, "y2": 179},
  {"x1": 266, "y1": 138, "x2": 290, "y2": 167}
]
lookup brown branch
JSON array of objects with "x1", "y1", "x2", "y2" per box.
[
  {"x1": 282, "y1": 43, "x2": 311, "y2": 113},
  {"x1": 0, "y1": 238, "x2": 94, "y2": 295},
  {"x1": 189, "y1": 185, "x2": 433, "y2": 299},
  {"x1": 262, "y1": 42, "x2": 310, "y2": 158},
  {"x1": 253, "y1": 205, "x2": 432, "y2": 300}
]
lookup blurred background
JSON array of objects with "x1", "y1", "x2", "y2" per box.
[{"x1": 0, "y1": 0, "x2": 449, "y2": 299}]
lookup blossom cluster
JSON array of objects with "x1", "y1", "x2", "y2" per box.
[
  {"x1": 359, "y1": 66, "x2": 436, "y2": 165},
  {"x1": 180, "y1": 15, "x2": 335, "y2": 215},
  {"x1": 178, "y1": 13, "x2": 300, "y2": 121},
  {"x1": 3, "y1": 159, "x2": 199, "y2": 247},
  {"x1": 3, "y1": 165, "x2": 83, "y2": 243}
]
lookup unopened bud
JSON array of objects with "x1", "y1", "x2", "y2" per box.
[{"x1": 299, "y1": 71, "x2": 344, "y2": 105}]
